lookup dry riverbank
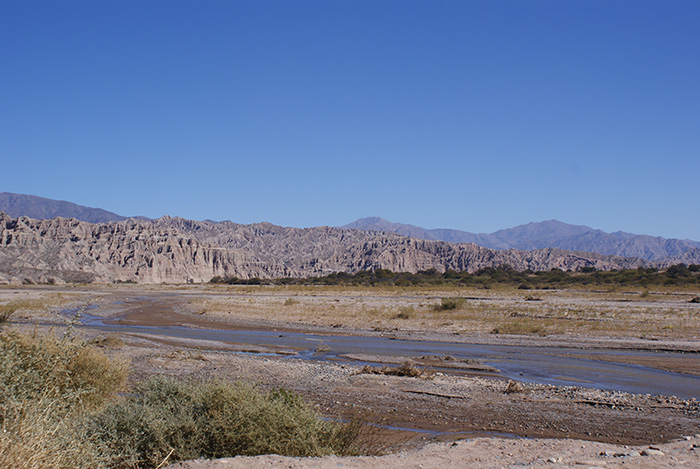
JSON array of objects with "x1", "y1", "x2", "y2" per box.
[
  {"x1": 2, "y1": 284, "x2": 700, "y2": 467},
  {"x1": 168, "y1": 434, "x2": 700, "y2": 468}
]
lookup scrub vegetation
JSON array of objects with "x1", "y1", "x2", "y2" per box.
[
  {"x1": 0, "y1": 325, "x2": 365, "y2": 468},
  {"x1": 0, "y1": 329, "x2": 128, "y2": 468},
  {"x1": 210, "y1": 264, "x2": 700, "y2": 289},
  {"x1": 86, "y1": 377, "x2": 362, "y2": 468}
]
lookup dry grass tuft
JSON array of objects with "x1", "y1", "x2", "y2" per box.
[
  {"x1": 432, "y1": 297, "x2": 466, "y2": 311},
  {"x1": 491, "y1": 319, "x2": 549, "y2": 336},
  {"x1": 0, "y1": 306, "x2": 14, "y2": 325},
  {"x1": 504, "y1": 380, "x2": 526, "y2": 394},
  {"x1": 0, "y1": 330, "x2": 128, "y2": 468},
  {"x1": 88, "y1": 334, "x2": 126, "y2": 348}
]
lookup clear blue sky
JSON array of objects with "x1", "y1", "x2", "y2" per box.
[{"x1": 2, "y1": 1, "x2": 699, "y2": 239}]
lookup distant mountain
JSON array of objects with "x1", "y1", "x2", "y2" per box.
[
  {"x1": 342, "y1": 217, "x2": 700, "y2": 263},
  {"x1": 0, "y1": 192, "x2": 142, "y2": 223},
  {"x1": 342, "y1": 217, "x2": 504, "y2": 247}
]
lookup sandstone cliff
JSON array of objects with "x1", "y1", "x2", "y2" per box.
[{"x1": 0, "y1": 213, "x2": 649, "y2": 284}]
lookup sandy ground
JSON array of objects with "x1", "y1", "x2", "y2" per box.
[
  {"x1": 3, "y1": 284, "x2": 700, "y2": 468},
  {"x1": 167, "y1": 435, "x2": 700, "y2": 468}
]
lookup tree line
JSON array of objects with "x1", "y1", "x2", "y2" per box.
[{"x1": 210, "y1": 264, "x2": 700, "y2": 288}]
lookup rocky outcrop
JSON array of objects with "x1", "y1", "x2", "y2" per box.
[
  {"x1": 0, "y1": 213, "x2": 650, "y2": 284},
  {"x1": 0, "y1": 214, "x2": 249, "y2": 284}
]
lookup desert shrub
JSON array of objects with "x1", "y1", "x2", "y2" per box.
[
  {"x1": 433, "y1": 297, "x2": 465, "y2": 311},
  {"x1": 0, "y1": 331, "x2": 128, "y2": 468},
  {"x1": 0, "y1": 331, "x2": 128, "y2": 412},
  {"x1": 394, "y1": 306, "x2": 414, "y2": 319},
  {"x1": 86, "y1": 376, "x2": 362, "y2": 468},
  {"x1": 0, "y1": 396, "x2": 107, "y2": 469}
]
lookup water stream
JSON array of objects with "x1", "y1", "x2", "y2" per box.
[{"x1": 66, "y1": 304, "x2": 700, "y2": 400}]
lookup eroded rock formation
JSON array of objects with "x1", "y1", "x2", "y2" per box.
[{"x1": 0, "y1": 213, "x2": 649, "y2": 284}]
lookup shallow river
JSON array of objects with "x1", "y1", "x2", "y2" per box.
[{"x1": 69, "y1": 303, "x2": 700, "y2": 400}]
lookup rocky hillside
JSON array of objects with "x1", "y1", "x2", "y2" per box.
[
  {"x1": 0, "y1": 213, "x2": 651, "y2": 285},
  {"x1": 344, "y1": 217, "x2": 700, "y2": 262},
  {"x1": 5, "y1": 193, "x2": 697, "y2": 263}
]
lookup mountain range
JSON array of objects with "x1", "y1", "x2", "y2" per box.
[
  {"x1": 4, "y1": 193, "x2": 698, "y2": 263},
  {"x1": 0, "y1": 213, "x2": 651, "y2": 285},
  {"x1": 1, "y1": 192, "x2": 699, "y2": 285},
  {"x1": 343, "y1": 217, "x2": 700, "y2": 263}
]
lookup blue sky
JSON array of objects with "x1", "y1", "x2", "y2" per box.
[{"x1": 2, "y1": 1, "x2": 699, "y2": 239}]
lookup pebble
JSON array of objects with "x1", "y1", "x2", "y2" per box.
[
  {"x1": 641, "y1": 448, "x2": 665, "y2": 456},
  {"x1": 546, "y1": 457, "x2": 561, "y2": 463}
]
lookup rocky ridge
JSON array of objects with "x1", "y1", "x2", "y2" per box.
[{"x1": 0, "y1": 213, "x2": 650, "y2": 284}]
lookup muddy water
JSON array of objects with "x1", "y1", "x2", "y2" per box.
[{"x1": 68, "y1": 300, "x2": 700, "y2": 400}]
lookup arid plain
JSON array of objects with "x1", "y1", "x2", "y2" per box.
[{"x1": 3, "y1": 283, "x2": 700, "y2": 467}]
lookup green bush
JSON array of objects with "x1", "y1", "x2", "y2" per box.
[{"x1": 86, "y1": 376, "x2": 362, "y2": 468}]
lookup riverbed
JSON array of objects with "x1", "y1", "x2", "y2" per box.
[{"x1": 67, "y1": 293, "x2": 700, "y2": 399}]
